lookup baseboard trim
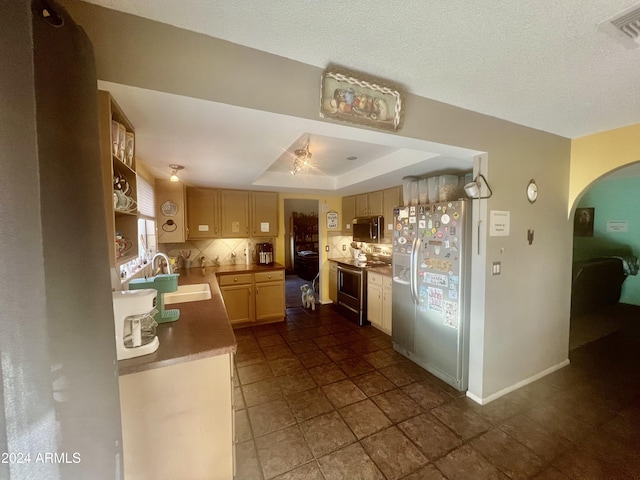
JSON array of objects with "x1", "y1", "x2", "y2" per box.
[{"x1": 466, "y1": 358, "x2": 571, "y2": 405}]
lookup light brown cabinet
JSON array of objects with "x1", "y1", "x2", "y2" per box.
[
  {"x1": 367, "y1": 272, "x2": 392, "y2": 335},
  {"x1": 156, "y1": 180, "x2": 187, "y2": 243},
  {"x1": 344, "y1": 188, "x2": 398, "y2": 238},
  {"x1": 220, "y1": 283, "x2": 254, "y2": 325},
  {"x1": 342, "y1": 195, "x2": 356, "y2": 233},
  {"x1": 382, "y1": 186, "x2": 401, "y2": 239},
  {"x1": 355, "y1": 193, "x2": 368, "y2": 217},
  {"x1": 251, "y1": 191, "x2": 278, "y2": 237},
  {"x1": 98, "y1": 90, "x2": 139, "y2": 267},
  {"x1": 218, "y1": 269, "x2": 284, "y2": 326},
  {"x1": 187, "y1": 187, "x2": 220, "y2": 239},
  {"x1": 356, "y1": 190, "x2": 384, "y2": 216},
  {"x1": 210, "y1": 190, "x2": 278, "y2": 238},
  {"x1": 220, "y1": 190, "x2": 250, "y2": 238},
  {"x1": 368, "y1": 190, "x2": 384, "y2": 216},
  {"x1": 254, "y1": 270, "x2": 285, "y2": 322}
]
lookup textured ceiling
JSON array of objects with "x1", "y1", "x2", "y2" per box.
[{"x1": 85, "y1": 0, "x2": 640, "y2": 139}]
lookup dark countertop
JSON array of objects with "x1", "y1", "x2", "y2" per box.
[
  {"x1": 117, "y1": 263, "x2": 284, "y2": 376},
  {"x1": 328, "y1": 257, "x2": 392, "y2": 276}
]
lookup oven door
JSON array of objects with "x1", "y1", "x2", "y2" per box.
[{"x1": 337, "y1": 264, "x2": 368, "y2": 325}]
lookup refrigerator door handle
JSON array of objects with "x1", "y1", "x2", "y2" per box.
[{"x1": 410, "y1": 237, "x2": 421, "y2": 304}]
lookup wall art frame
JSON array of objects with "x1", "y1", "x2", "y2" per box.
[
  {"x1": 574, "y1": 207, "x2": 594, "y2": 237},
  {"x1": 320, "y1": 66, "x2": 405, "y2": 132}
]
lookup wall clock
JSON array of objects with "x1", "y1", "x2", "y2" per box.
[
  {"x1": 527, "y1": 179, "x2": 538, "y2": 204},
  {"x1": 161, "y1": 200, "x2": 178, "y2": 216}
]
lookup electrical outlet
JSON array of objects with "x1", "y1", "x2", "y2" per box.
[
  {"x1": 325, "y1": 245, "x2": 329, "y2": 252},
  {"x1": 342, "y1": 244, "x2": 346, "y2": 251}
]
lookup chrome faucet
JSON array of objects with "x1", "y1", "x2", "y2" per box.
[{"x1": 151, "y1": 252, "x2": 172, "y2": 275}]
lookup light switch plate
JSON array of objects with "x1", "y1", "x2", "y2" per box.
[{"x1": 492, "y1": 262, "x2": 501, "y2": 275}]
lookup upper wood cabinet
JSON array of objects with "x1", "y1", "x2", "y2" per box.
[
  {"x1": 383, "y1": 186, "x2": 401, "y2": 237},
  {"x1": 220, "y1": 190, "x2": 250, "y2": 238},
  {"x1": 187, "y1": 187, "x2": 219, "y2": 239},
  {"x1": 251, "y1": 191, "x2": 278, "y2": 237},
  {"x1": 156, "y1": 180, "x2": 187, "y2": 243},
  {"x1": 186, "y1": 189, "x2": 278, "y2": 239},
  {"x1": 343, "y1": 186, "x2": 400, "y2": 240},
  {"x1": 368, "y1": 190, "x2": 384, "y2": 216},
  {"x1": 355, "y1": 193, "x2": 368, "y2": 217},
  {"x1": 342, "y1": 195, "x2": 355, "y2": 233},
  {"x1": 98, "y1": 90, "x2": 138, "y2": 267},
  {"x1": 355, "y1": 190, "x2": 383, "y2": 216}
]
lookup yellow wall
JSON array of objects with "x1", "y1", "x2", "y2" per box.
[
  {"x1": 570, "y1": 123, "x2": 640, "y2": 213},
  {"x1": 277, "y1": 193, "x2": 342, "y2": 303}
]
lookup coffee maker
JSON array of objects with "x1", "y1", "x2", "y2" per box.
[
  {"x1": 257, "y1": 242, "x2": 273, "y2": 265},
  {"x1": 112, "y1": 289, "x2": 159, "y2": 360}
]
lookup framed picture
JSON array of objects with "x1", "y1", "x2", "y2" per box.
[
  {"x1": 320, "y1": 66, "x2": 405, "y2": 131},
  {"x1": 326, "y1": 211, "x2": 339, "y2": 229},
  {"x1": 574, "y1": 207, "x2": 594, "y2": 237}
]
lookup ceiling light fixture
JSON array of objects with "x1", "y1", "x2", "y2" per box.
[
  {"x1": 290, "y1": 137, "x2": 312, "y2": 175},
  {"x1": 169, "y1": 164, "x2": 184, "y2": 182}
]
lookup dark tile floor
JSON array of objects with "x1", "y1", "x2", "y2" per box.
[{"x1": 233, "y1": 303, "x2": 640, "y2": 480}]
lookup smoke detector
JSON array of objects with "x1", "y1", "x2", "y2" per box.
[{"x1": 600, "y1": 4, "x2": 640, "y2": 49}]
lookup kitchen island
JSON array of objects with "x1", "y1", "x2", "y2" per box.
[{"x1": 117, "y1": 263, "x2": 283, "y2": 480}]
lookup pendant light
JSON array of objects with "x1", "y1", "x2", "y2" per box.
[{"x1": 169, "y1": 164, "x2": 184, "y2": 182}]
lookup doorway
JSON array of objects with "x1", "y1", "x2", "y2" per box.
[
  {"x1": 569, "y1": 163, "x2": 640, "y2": 350},
  {"x1": 284, "y1": 199, "x2": 320, "y2": 308}
]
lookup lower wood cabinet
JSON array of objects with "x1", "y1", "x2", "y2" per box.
[
  {"x1": 218, "y1": 270, "x2": 284, "y2": 326},
  {"x1": 254, "y1": 270, "x2": 285, "y2": 322},
  {"x1": 119, "y1": 354, "x2": 234, "y2": 479},
  {"x1": 367, "y1": 272, "x2": 392, "y2": 335}
]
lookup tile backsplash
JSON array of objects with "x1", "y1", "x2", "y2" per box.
[
  {"x1": 160, "y1": 237, "x2": 275, "y2": 268},
  {"x1": 161, "y1": 235, "x2": 391, "y2": 269},
  {"x1": 326, "y1": 233, "x2": 391, "y2": 259}
]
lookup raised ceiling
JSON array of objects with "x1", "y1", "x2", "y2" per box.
[
  {"x1": 99, "y1": 81, "x2": 479, "y2": 193},
  {"x1": 85, "y1": 1, "x2": 640, "y2": 191}
]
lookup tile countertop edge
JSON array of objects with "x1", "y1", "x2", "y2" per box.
[{"x1": 117, "y1": 264, "x2": 283, "y2": 376}]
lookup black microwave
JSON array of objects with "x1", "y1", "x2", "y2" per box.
[{"x1": 352, "y1": 216, "x2": 384, "y2": 243}]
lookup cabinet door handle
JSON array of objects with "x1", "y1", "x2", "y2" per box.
[{"x1": 256, "y1": 287, "x2": 258, "y2": 295}]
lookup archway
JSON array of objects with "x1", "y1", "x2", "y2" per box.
[{"x1": 568, "y1": 161, "x2": 640, "y2": 350}]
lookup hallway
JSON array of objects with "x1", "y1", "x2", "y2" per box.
[{"x1": 233, "y1": 303, "x2": 640, "y2": 479}]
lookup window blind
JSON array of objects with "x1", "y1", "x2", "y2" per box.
[{"x1": 137, "y1": 176, "x2": 155, "y2": 219}]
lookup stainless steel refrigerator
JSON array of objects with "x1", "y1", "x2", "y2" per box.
[{"x1": 392, "y1": 200, "x2": 471, "y2": 391}]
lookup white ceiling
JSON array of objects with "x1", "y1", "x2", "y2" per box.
[{"x1": 89, "y1": 1, "x2": 640, "y2": 191}]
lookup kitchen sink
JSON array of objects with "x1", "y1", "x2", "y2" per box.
[{"x1": 163, "y1": 283, "x2": 212, "y2": 304}]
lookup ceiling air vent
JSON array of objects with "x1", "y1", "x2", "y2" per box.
[{"x1": 600, "y1": 4, "x2": 640, "y2": 49}]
